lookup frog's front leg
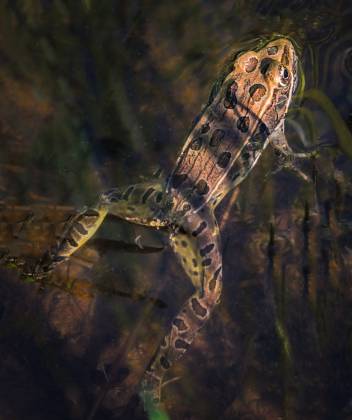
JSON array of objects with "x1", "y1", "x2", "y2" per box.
[
  {"x1": 269, "y1": 122, "x2": 318, "y2": 161},
  {"x1": 37, "y1": 181, "x2": 167, "y2": 276},
  {"x1": 268, "y1": 123, "x2": 318, "y2": 181},
  {"x1": 141, "y1": 207, "x2": 222, "y2": 407}
]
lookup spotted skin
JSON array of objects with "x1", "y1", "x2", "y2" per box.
[
  {"x1": 38, "y1": 181, "x2": 168, "y2": 275},
  {"x1": 36, "y1": 38, "x2": 317, "y2": 407},
  {"x1": 142, "y1": 207, "x2": 222, "y2": 404},
  {"x1": 166, "y1": 38, "x2": 305, "y2": 217}
]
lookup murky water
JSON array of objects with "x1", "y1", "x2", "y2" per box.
[{"x1": 0, "y1": 1, "x2": 352, "y2": 419}]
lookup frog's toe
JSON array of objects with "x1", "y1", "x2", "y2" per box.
[{"x1": 140, "y1": 371, "x2": 162, "y2": 411}]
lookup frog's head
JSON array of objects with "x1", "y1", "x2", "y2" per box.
[{"x1": 222, "y1": 37, "x2": 298, "y2": 133}]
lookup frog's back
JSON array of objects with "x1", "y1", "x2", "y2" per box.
[{"x1": 166, "y1": 38, "x2": 298, "y2": 214}]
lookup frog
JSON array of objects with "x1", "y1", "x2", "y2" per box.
[{"x1": 32, "y1": 36, "x2": 317, "y2": 408}]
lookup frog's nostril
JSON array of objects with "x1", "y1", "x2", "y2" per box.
[{"x1": 260, "y1": 58, "x2": 273, "y2": 75}]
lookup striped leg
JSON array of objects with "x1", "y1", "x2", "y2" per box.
[
  {"x1": 37, "y1": 181, "x2": 167, "y2": 276},
  {"x1": 140, "y1": 206, "x2": 222, "y2": 407}
]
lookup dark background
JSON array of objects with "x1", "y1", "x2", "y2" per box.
[{"x1": 0, "y1": 1, "x2": 352, "y2": 419}]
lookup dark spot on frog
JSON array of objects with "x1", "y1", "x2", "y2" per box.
[
  {"x1": 196, "y1": 179, "x2": 209, "y2": 195},
  {"x1": 191, "y1": 298, "x2": 207, "y2": 317},
  {"x1": 190, "y1": 137, "x2": 203, "y2": 151},
  {"x1": 155, "y1": 192, "x2": 163, "y2": 203},
  {"x1": 142, "y1": 187, "x2": 155, "y2": 203},
  {"x1": 178, "y1": 226, "x2": 187, "y2": 234},
  {"x1": 67, "y1": 236, "x2": 78, "y2": 248},
  {"x1": 259, "y1": 122, "x2": 269, "y2": 134},
  {"x1": 245, "y1": 57, "x2": 258, "y2": 72},
  {"x1": 210, "y1": 129, "x2": 225, "y2": 147},
  {"x1": 202, "y1": 258, "x2": 212, "y2": 267},
  {"x1": 209, "y1": 266, "x2": 222, "y2": 291},
  {"x1": 173, "y1": 317, "x2": 188, "y2": 331},
  {"x1": 192, "y1": 221, "x2": 207, "y2": 237},
  {"x1": 200, "y1": 243, "x2": 215, "y2": 256},
  {"x1": 224, "y1": 81, "x2": 238, "y2": 108},
  {"x1": 200, "y1": 122, "x2": 210, "y2": 133},
  {"x1": 123, "y1": 186, "x2": 134, "y2": 200},
  {"x1": 74, "y1": 222, "x2": 88, "y2": 235},
  {"x1": 84, "y1": 209, "x2": 101, "y2": 218},
  {"x1": 175, "y1": 339, "x2": 190, "y2": 350},
  {"x1": 172, "y1": 173, "x2": 188, "y2": 189},
  {"x1": 241, "y1": 148, "x2": 251, "y2": 162},
  {"x1": 249, "y1": 84, "x2": 267, "y2": 102},
  {"x1": 260, "y1": 58, "x2": 273, "y2": 75},
  {"x1": 160, "y1": 356, "x2": 170, "y2": 369},
  {"x1": 217, "y1": 152, "x2": 231, "y2": 168},
  {"x1": 237, "y1": 116, "x2": 250, "y2": 132}
]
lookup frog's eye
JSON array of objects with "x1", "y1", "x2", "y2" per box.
[{"x1": 279, "y1": 65, "x2": 290, "y2": 86}]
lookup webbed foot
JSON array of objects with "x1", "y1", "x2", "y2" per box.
[
  {"x1": 140, "y1": 370, "x2": 162, "y2": 410},
  {"x1": 268, "y1": 145, "x2": 317, "y2": 182}
]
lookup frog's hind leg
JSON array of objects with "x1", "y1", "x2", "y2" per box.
[
  {"x1": 141, "y1": 206, "x2": 222, "y2": 407},
  {"x1": 100, "y1": 181, "x2": 167, "y2": 226},
  {"x1": 38, "y1": 181, "x2": 167, "y2": 276}
]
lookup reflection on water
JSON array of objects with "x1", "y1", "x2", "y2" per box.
[{"x1": 0, "y1": 1, "x2": 352, "y2": 419}]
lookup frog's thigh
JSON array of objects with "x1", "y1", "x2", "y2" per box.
[
  {"x1": 169, "y1": 230, "x2": 204, "y2": 290},
  {"x1": 41, "y1": 181, "x2": 167, "y2": 273},
  {"x1": 101, "y1": 181, "x2": 165, "y2": 225}
]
